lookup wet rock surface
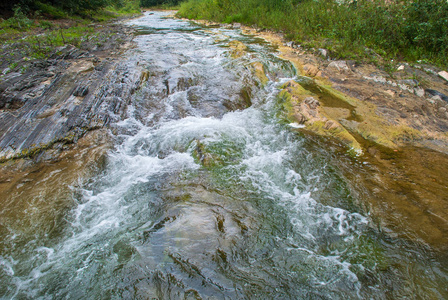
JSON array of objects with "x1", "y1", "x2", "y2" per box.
[
  {"x1": 239, "y1": 26, "x2": 448, "y2": 155},
  {"x1": 0, "y1": 24, "x2": 138, "y2": 162},
  {"x1": 1, "y1": 12, "x2": 447, "y2": 299},
  {"x1": 232, "y1": 24, "x2": 448, "y2": 251}
]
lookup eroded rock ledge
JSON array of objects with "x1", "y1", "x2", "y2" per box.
[
  {"x1": 0, "y1": 25, "x2": 142, "y2": 162},
  {"x1": 266, "y1": 31, "x2": 448, "y2": 155}
]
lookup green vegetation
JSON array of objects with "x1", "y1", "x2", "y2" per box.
[
  {"x1": 0, "y1": 0, "x2": 140, "y2": 70},
  {"x1": 140, "y1": 0, "x2": 182, "y2": 8},
  {"x1": 1, "y1": 0, "x2": 140, "y2": 20},
  {"x1": 178, "y1": 0, "x2": 448, "y2": 68}
]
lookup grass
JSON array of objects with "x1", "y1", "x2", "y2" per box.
[
  {"x1": 0, "y1": 20, "x2": 98, "y2": 62},
  {"x1": 0, "y1": 2, "x2": 141, "y2": 72},
  {"x1": 177, "y1": 0, "x2": 448, "y2": 68}
]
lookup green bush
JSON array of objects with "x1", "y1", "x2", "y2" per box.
[
  {"x1": 6, "y1": 6, "x2": 33, "y2": 30},
  {"x1": 140, "y1": 0, "x2": 182, "y2": 7},
  {"x1": 404, "y1": 0, "x2": 448, "y2": 57},
  {"x1": 33, "y1": 1, "x2": 68, "y2": 18}
]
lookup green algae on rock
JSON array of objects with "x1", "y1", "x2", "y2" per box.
[
  {"x1": 277, "y1": 77, "x2": 424, "y2": 155},
  {"x1": 277, "y1": 80, "x2": 363, "y2": 155}
]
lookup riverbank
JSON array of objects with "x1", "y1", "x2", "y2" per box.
[
  {"x1": 177, "y1": 0, "x2": 448, "y2": 68},
  {"x1": 190, "y1": 19, "x2": 448, "y2": 154}
]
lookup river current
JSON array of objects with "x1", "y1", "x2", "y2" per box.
[{"x1": 0, "y1": 11, "x2": 447, "y2": 299}]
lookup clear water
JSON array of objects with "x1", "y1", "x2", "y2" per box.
[{"x1": 0, "y1": 11, "x2": 447, "y2": 299}]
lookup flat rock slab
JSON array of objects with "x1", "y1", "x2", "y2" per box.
[
  {"x1": 0, "y1": 58, "x2": 142, "y2": 162},
  {"x1": 438, "y1": 70, "x2": 448, "y2": 82}
]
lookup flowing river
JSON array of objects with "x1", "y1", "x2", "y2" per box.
[{"x1": 1, "y1": 11, "x2": 447, "y2": 299}]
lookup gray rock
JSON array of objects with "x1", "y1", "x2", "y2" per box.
[
  {"x1": 328, "y1": 60, "x2": 351, "y2": 71},
  {"x1": 425, "y1": 89, "x2": 448, "y2": 102},
  {"x1": 73, "y1": 85, "x2": 89, "y2": 97},
  {"x1": 318, "y1": 48, "x2": 328, "y2": 58},
  {"x1": 414, "y1": 87, "x2": 425, "y2": 97},
  {"x1": 0, "y1": 59, "x2": 142, "y2": 162},
  {"x1": 398, "y1": 79, "x2": 419, "y2": 87},
  {"x1": 304, "y1": 96, "x2": 320, "y2": 109}
]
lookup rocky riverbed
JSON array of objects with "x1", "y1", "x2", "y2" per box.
[
  {"x1": 1, "y1": 13, "x2": 448, "y2": 250},
  {"x1": 1, "y1": 11, "x2": 447, "y2": 298}
]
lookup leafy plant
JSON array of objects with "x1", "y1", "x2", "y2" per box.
[{"x1": 6, "y1": 6, "x2": 33, "y2": 30}]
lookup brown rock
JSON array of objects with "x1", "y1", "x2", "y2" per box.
[
  {"x1": 324, "y1": 120, "x2": 338, "y2": 130},
  {"x1": 304, "y1": 96, "x2": 320, "y2": 109},
  {"x1": 303, "y1": 64, "x2": 320, "y2": 77}
]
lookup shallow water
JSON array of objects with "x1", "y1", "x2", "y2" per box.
[{"x1": 0, "y1": 11, "x2": 447, "y2": 299}]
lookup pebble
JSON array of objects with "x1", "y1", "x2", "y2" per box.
[
  {"x1": 414, "y1": 88, "x2": 425, "y2": 97},
  {"x1": 328, "y1": 60, "x2": 350, "y2": 72},
  {"x1": 385, "y1": 90, "x2": 395, "y2": 97},
  {"x1": 318, "y1": 48, "x2": 328, "y2": 58}
]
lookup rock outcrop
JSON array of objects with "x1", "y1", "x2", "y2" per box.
[{"x1": 0, "y1": 25, "x2": 140, "y2": 162}]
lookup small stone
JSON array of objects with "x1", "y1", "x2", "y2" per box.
[
  {"x1": 304, "y1": 97, "x2": 320, "y2": 109},
  {"x1": 294, "y1": 113, "x2": 307, "y2": 124},
  {"x1": 73, "y1": 85, "x2": 89, "y2": 97},
  {"x1": 324, "y1": 120, "x2": 338, "y2": 130},
  {"x1": 328, "y1": 60, "x2": 350, "y2": 72},
  {"x1": 303, "y1": 64, "x2": 320, "y2": 77},
  {"x1": 414, "y1": 87, "x2": 425, "y2": 97},
  {"x1": 318, "y1": 48, "x2": 328, "y2": 58},
  {"x1": 385, "y1": 90, "x2": 395, "y2": 97},
  {"x1": 397, "y1": 65, "x2": 405, "y2": 71},
  {"x1": 438, "y1": 70, "x2": 448, "y2": 82},
  {"x1": 439, "y1": 107, "x2": 447, "y2": 113}
]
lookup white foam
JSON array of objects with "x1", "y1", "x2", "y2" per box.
[{"x1": 289, "y1": 122, "x2": 306, "y2": 129}]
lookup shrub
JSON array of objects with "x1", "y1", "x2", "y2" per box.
[{"x1": 6, "y1": 6, "x2": 33, "y2": 30}]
